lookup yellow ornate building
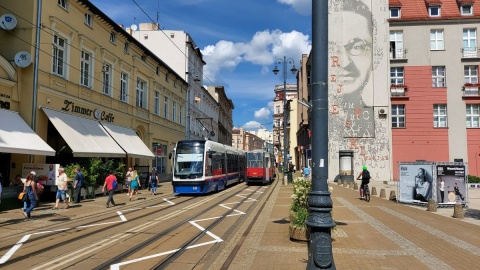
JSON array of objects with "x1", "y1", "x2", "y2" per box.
[{"x1": 0, "y1": 0, "x2": 187, "y2": 184}]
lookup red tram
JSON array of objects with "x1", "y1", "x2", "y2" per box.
[{"x1": 245, "y1": 149, "x2": 275, "y2": 185}]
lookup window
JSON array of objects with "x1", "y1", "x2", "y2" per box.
[
  {"x1": 156, "y1": 66, "x2": 159, "y2": 75},
  {"x1": 179, "y1": 105, "x2": 183, "y2": 124},
  {"x1": 389, "y1": 31, "x2": 404, "y2": 59},
  {"x1": 80, "y1": 51, "x2": 92, "y2": 87},
  {"x1": 390, "y1": 67, "x2": 404, "y2": 85},
  {"x1": 102, "y1": 63, "x2": 112, "y2": 96},
  {"x1": 392, "y1": 105, "x2": 405, "y2": 128},
  {"x1": 433, "y1": 104, "x2": 447, "y2": 128},
  {"x1": 275, "y1": 105, "x2": 280, "y2": 114},
  {"x1": 110, "y1": 32, "x2": 116, "y2": 44},
  {"x1": 172, "y1": 101, "x2": 177, "y2": 122},
  {"x1": 154, "y1": 91, "x2": 160, "y2": 115},
  {"x1": 173, "y1": 80, "x2": 177, "y2": 88},
  {"x1": 84, "y1": 13, "x2": 93, "y2": 27},
  {"x1": 124, "y1": 42, "x2": 129, "y2": 53},
  {"x1": 464, "y1": 65, "x2": 478, "y2": 84},
  {"x1": 164, "y1": 97, "x2": 169, "y2": 118},
  {"x1": 432, "y1": 66, "x2": 446, "y2": 87},
  {"x1": 466, "y1": 104, "x2": 479, "y2": 128},
  {"x1": 390, "y1": 8, "x2": 400, "y2": 18},
  {"x1": 462, "y1": 29, "x2": 477, "y2": 57},
  {"x1": 136, "y1": 78, "x2": 147, "y2": 108},
  {"x1": 52, "y1": 35, "x2": 66, "y2": 77},
  {"x1": 120, "y1": 72, "x2": 128, "y2": 102},
  {"x1": 165, "y1": 73, "x2": 169, "y2": 82},
  {"x1": 430, "y1": 29, "x2": 444, "y2": 50},
  {"x1": 429, "y1": 6, "x2": 441, "y2": 17},
  {"x1": 461, "y1": 5, "x2": 473, "y2": 16},
  {"x1": 58, "y1": 0, "x2": 67, "y2": 9}
]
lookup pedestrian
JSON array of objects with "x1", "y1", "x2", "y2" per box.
[
  {"x1": 125, "y1": 167, "x2": 133, "y2": 196},
  {"x1": 129, "y1": 170, "x2": 140, "y2": 201},
  {"x1": 102, "y1": 170, "x2": 117, "y2": 208},
  {"x1": 73, "y1": 167, "x2": 84, "y2": 203},
  {"x1": 150, "y1": 168, "x2": 159, "y2": 195},
  {"x1": 23, "y1": 173, "x2": 38, "y2": 218},
  {"x1": 304, "y1": 166, "x2": 310, "y2": 179},
  {"x1": 52, "y1": 167, "x2": 69, "y2": 210}
]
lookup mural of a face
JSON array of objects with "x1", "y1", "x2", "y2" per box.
[{"x1": 340, "y1": 10, "x2": 372, "y2": 96}]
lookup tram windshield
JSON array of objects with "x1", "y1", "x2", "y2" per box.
[
  {"x1": 174, "y1": 142, "x2": 205, "y2": 177},
  {"x1": 247, "y1": 152, "x2": 263, "y2": 168}
]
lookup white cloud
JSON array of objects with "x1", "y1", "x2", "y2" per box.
[
  {"x1": 243, "y1": 121, "x2": 263, "y2": 130},
  {"x1": 254, "y1": 108, "x2": 271, "y2": 119},
  {"x1": 277, "y1": 0, "x2": 311, "y2": 15},
  {"x1": 202, "y1": 30, "x2": 311, "y2": 82}
]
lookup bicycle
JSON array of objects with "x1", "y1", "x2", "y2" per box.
[{"x1": 362, "y1": 183, "x2": 370, "y2": 202}]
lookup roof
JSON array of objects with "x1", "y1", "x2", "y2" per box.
[{"x1": 390, "y1": 0, "x2": 480, "y2": 21}]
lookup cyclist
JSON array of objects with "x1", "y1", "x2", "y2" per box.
[{"x1": 356, "y1": 165, "x2": 371, "y2": 199}]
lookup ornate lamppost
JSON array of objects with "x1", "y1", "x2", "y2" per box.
[{"x1": 273, "y1": 57, "x2": 297, "y2": 185}]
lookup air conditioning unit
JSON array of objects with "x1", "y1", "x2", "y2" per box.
[{"x1": 379, "y1": 109, "x2": 386, "y2": 115}]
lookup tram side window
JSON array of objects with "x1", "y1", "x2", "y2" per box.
[
  {"x1": 205, "y1": 152, "x2": 212, "y2": 176},
  {"x1": 211, "y1": 152, "x2": 224, "y2": 175}
]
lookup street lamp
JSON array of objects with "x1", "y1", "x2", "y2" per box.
[{"x1": 273, "y1": 56, "x2": 297, "y2": 185}]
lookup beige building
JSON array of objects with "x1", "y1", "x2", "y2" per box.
[
  {"x1": 207, "y1": 86, "x2": 234, "y2": 145},
  {"x1": 272, "y1": 83, "x2": 297, "y2": 167},
  {"x1": 232, "y1": 128, "x2": 263, "y2": 151},
  {"x1": 0, "y1": 0, "x2": 188, "y2": 184}
]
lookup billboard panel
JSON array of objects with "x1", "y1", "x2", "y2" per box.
[
  {"x1": 398, "y1": 163, "x2": 434, "y2": 203},
  {"x1": 436, "y1": 164, "x2": 467, "y2": 205}
]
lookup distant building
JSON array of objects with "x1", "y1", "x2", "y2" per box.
[{"x1": 232, "y1": 128, "x2": 263, "y2": 151}]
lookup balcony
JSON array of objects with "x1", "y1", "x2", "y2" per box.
[
  {"x1": 390, "y1": 84, "x2": 407, "y2": 97},
  {"x1": 389, "y1": 48, "x2": 407, "y2": 60},
  {"x1": 461, "y1": 47, "x2": 480, "y2": 59},
  {"x1": 462, "y1": 84, "x2": 480, "y2": 98}
]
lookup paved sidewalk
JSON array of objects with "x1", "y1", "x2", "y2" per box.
[{"x1": 221, "y1": 180, "x2": 480, "y2": 269}]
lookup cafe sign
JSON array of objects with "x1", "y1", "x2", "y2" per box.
[{"x1": 61, "y1": 99, "x2": 114, "y2": 122}]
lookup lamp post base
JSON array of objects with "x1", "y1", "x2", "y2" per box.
[{"x1": 283, "y1": 174, "x2": 288, "y2": 185}]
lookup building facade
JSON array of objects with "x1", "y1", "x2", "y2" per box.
[
  {"x1": 389, "y1": 0, "x2": 480, "y2": 179},
  {"x1": 296, "y1": 53, "x2": 311, "y2": 170},
  {"x1": 207, "y1": 86, "x2": 234, "y2": 145},
  {"x1": 127, "y1": 23, "x2": 218, "y2": 141},
  {"x1": 0, "y1": 0, "x2": 188, "y2": 184},
  {"x1": 232, "y1": 128, "x2": 264, "y2": 151},
  {"x1": 273, "y1": 83, "x2": 297, "y2": 167}
]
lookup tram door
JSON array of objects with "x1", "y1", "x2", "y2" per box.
[{"x1": 265, "y1": 154, "x2": 270, "y2": 181}]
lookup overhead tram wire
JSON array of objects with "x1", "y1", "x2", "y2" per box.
[{"x1": 0, "y1": 5, "x2": 185, "y2": 122}]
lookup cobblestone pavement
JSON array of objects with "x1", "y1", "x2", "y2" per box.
[{"x1": 217, "y1": 180, "x2": 480, "y2": 270}]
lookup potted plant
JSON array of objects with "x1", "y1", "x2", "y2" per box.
[{"x1": 289, "y1": 176, "x2": 311, "y2": 241}]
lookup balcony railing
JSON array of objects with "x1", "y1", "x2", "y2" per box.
[
  {"x1": 461, "y1": 47, "x2": 479, "y2": 58},
  {"x1": 389, "y1": 48, "x2": 407, "y2": 60},
  {"x1": 390, "y1": 85, "x2": 407, "y2": 96},
  {"x1": 462, "y1": 84, "x2": 480, "y2": 96}
]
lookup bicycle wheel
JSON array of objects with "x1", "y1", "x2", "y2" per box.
[{"x1": 365, "y1": 186, "x2": 370, "y2": 202}]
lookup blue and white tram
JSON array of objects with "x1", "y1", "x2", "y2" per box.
[{"x1": 171, "y1": 140, "x2": 245, "y2": 194}]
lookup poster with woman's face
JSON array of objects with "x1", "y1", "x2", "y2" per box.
[{"x1": 398, "y1": 164, "x2": 434, "y2": 203}]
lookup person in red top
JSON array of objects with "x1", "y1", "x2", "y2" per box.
[{"x1": 102, "y1": 170, "x2": 116, "y2": 208}]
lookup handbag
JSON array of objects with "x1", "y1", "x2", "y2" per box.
[{"x1": 18, "y1": 191, "x2": 25, "y2": 201}]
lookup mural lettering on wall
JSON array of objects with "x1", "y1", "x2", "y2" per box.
[{"x1": 328, "y1": 0, "x2": 391, "y2": 180}]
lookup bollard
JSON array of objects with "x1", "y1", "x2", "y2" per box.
[
  {"x1": 389, "y1": 190, "x2": 396, "y2": 201},
  {"x1": 353, "y1": 183, "x2": 358, "y2": 190},
  {"x1": 371, "y1": 186, "x2": 377, "y2": 196},
  {"x1": 453, "y1": 203, "x2": 464, "y2": 219},
  {"x1": 338, "y1": 180, "x2": 342, "y2": 185},
  {"x1": 427, "y1": 199, "x2": 437, "y2": 212},
  {"x1": 343, "y1": 182, "x2": 347, "y2": 188},
  {"x1": 351, "y1": 182, "x2": 355, "y2": 190},
  {"x1": 380, "y1": 189, "x2": 386, "y2": 198}
]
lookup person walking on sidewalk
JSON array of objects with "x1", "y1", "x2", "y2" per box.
[
  {"x1": 150, "y1": 168, "x2": 159, "y2": 195},
  {"x1": 23, "y1": 173, "x2": 38, "y2": 218},
  {"x1": 52, "y1": 167, "x2": 69, "y2": 210},
  {"x1": 129, "y1": 170, "x2": 140, "y2": 201},
  {"x1": 102, "y1": 170, "x2": 117, "y2": 208},
  {"x1": 73, "y1": 167, "x2": 84, "y2": 203},
  {"x1": 125, "y1": 167, "x2": 133, "y2": 196}
]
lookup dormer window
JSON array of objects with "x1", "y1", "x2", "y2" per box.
[
  {"x1": 461, "y1": 4, "x2": 473, "y2": 15},
  {"x1": 429, "y1": 6, "x2": 441, "y2": 16},
  {"x1": 390, "y1": 7, "x2": 401, "y2": 18}
]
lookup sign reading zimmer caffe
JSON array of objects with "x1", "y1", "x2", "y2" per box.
[{"x1": 61, "y1": 99, "x2": 114, "y2": 122}]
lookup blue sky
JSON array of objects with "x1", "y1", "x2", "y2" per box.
[{"x1": 90, "y1": 0, "x2": 312, "y2": 131}]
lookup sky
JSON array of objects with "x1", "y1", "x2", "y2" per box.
[{"x1": 90, "y1": 0, "x2": 312, "y2": 131}]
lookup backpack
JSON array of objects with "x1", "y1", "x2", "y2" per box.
[
  {"x1": 362, "y1": 170, "x2": 371, "y2": 181},
  {"x1": 112, "y1": 180, "x2": 118, "y2": 190}
]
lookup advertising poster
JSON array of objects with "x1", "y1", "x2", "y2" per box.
[
  {"x1": 398, "y1": 163, "x2": 434, "y2": 203},
  {"x1": 22, "y1": 163, "x2": 59, "y2": 186},
  {"x1": 436, "y1": 164, "x2": 467, "y2": 205}
]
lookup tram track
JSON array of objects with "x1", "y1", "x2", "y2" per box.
[{"x1": 91, "y1": 183, "x2": 263, "y2": 270}]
